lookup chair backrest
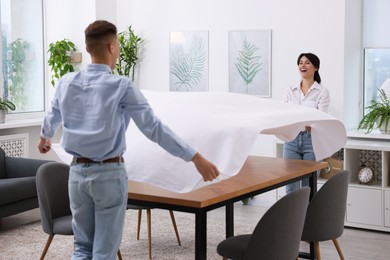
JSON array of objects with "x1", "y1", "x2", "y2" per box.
[
  {"x1": 301, "y1": 170, "x2": 349, "y2": 241},
  {"x1": 36, "y1": 162, "x2": 71, "y2": 235},
  {"x1": 244, "y1": 187, "x2": 310, "y2": 260},
  {"x1": 0, "y1": 147, "x2": 6, "y2": 179}
]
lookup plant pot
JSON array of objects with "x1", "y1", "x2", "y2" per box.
[
  {"x1": 377, "y1": 118, "x2": 390, "y2": 134},
  {"x1": 0, "y1": 110, "x2": 6, "y2": 123}
]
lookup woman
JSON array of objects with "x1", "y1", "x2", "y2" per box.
[{"x1": 283, "y1": 53, "x2": 330, "y2": 194}]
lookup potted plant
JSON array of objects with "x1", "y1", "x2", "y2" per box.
[
  {"x1": 116, "y1": 26, "x2": 144, "y2": 81},
  {"x1": 47, "y1": 39, "x2": 81, "y2": 87},
  {"x1": 0, "y1": 98, "x2": 16, "y2": 123},
  {"x1": 358, "y1": 89, "x2": 390, "y2": 134}
]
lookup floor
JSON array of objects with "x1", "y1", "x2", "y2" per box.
[{"x1": 1, "y1": 204, "x2": 390, "y2": 260}]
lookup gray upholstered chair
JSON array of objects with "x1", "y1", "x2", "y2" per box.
[
  {"x1": 217, "y1": 187, "x2": 310, "y2": 260},
  {"x1": 36, "y1": 162, "x2": 122, "y2": 260},
  {"x1": 126, "y1": 204, "x2": 181, "y2": 259},
  {"x1": 299, "y1": 170, "x2": 349, "y2": 260},
  {"x1": 0, "y1": 147, "x2": 52, "y2": 220}
]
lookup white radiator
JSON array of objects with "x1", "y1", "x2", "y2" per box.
[{"x1": 0, "y1": 133, "x2": 29, "y2": 158}]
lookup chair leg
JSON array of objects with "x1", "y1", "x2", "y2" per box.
[
  {"x1": 117, "y1": 249, "x2": 122, "y2": 260},
  {"x1": 169, "y1": 210, "x2": 181, "y2": 246},
  {"x1": 314, "y1": 241, "x2": 320, "y2": 260},
  {"x1": 137, "y1": 209, "x2": 142, "y2": 240},
  {"x1": 147, "y1": 208, "x2": 152, "y2": 259},
  {"x1": 332, "y1": 239, "x2": 345, "y2": 260},
  {"x1": 40, "y1": 234, "x2": 54, "y2": 260}
]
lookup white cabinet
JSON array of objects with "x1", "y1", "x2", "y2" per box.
[
  {"x1": 346, "y1": 186, "x2": 382, "y2": 226},
  {"x1": 270, "y1": 134, "x2": 390, "y2": 232},
  {"x1": 342, "y1": 135, "x2": 390, "y2": 232},
  {"x1": 384, "y1": 190, "x2": 390, "y2": 227}
]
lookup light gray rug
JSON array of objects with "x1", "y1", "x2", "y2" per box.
[{"x1": 0, "y1": 209, "x2": 254, "y2": 259}]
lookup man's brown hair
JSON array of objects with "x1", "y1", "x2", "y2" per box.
[{"x1": 85, "y1": 20, "x2": 117, "y2": 55}]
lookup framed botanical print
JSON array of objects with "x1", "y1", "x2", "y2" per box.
[{"x1": 229, "y1": 30, "x2": 271, "y2": 97}]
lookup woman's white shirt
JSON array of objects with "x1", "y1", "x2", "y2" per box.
[{"x1": 282, "y1": 81, "x2": 330, "y2": 112}]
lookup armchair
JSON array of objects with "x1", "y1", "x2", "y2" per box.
[{"x1": 0, "y1": 147, "x2": 52, "y2": 220}]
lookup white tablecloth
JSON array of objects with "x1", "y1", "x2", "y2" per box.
[{"x1": 53, "y1": 90, "x2": 346, "y2": 193}]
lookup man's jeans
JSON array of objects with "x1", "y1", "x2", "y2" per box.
[
  {"x1": 69, "y1": 162, "x2": 128, "y2": 260},
  {"x1": 283, "y1": 131, "x2": 316, "y2": 194}
]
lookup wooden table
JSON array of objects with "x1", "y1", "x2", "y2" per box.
[{"x1": 127, "y1": 156, "x2": 327, "y2": 260}]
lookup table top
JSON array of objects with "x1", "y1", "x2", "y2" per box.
[{"x1": 128, "y1": 156, "x2": 327, "y2": 208}]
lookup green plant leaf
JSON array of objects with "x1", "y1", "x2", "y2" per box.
[
  {"x1": 116, "y1": 26, "x2": 144, "y2": 80},
  {"x1": 358, "y1": 89, "x2": 390, "y2": 133},
  {"x1": 235, "y1": 38, "x2": 262, "y2": 92},
  {"x1": 0, "y1": 99, "x2": 16, "y2": 111},
  {"x1": 47, "y1": 39, "x2": 77, "y2": 87}
]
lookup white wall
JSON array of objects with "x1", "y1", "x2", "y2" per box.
[
  {"x1": 116, "y1": 0, "x2": 360, "y2": 124},
  {"x1": 115, "y1": 0, "x2": 362, "y2": 157},
  {"x1": 344, "y1": 0, "x2": 363, "y2": 130},
  {"x1": 2, "y1": 0, "x2": 363, "y2": 159}
]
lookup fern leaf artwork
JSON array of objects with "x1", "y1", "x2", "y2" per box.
[
  {"x1": 235, "y1": 38, "x2": 262, "y2": 92},
  {"x1": 170, "y1": 36, "x2": 207, "y2": 91}
]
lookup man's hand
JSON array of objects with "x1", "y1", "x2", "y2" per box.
[
  {"x1": 191, "y1": 153, "x2": 220, "y2": 182},
  {"x1": 38, "y1": 137, "x2": 52, "y2": 154}
]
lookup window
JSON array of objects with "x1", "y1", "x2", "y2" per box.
[
  {"x1": 363, "y1": 0, "x2": 390, "y2": 115},
  {"x1": 1, "y1": 0, "x2": 45, "y2": 113},
  {"x1": 364, "y1": 48, "x2": 390, "y2": 108}
]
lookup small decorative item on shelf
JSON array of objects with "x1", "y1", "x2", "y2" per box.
[
  {"x1": 358, "y1": 89, "x2": 390, "y2": 134},
  {"x1": 0, "y1": 98, "x2": 16, "y2": 123},
  {"x1": 358, "y1": 165, "x2": 374, "y2": 185},
  {"x1": 320, "y1": 157, "x2": 343, "y2": 180}
]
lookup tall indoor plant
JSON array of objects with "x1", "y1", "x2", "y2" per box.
[
  {"x1": 7, "y1": 38, "x2": 30, "y2": 110},
  {"x1": 47, "y1": 39, "x2": 80, "y2": 87},
  {"x1": 116, "y1": 26, "x2": 144, "y2": 81},
  {"x1": 358, "y1": 89, "x2": 390, "y2": 134}
]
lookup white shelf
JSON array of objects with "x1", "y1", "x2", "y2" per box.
[
  {"x1": 345, "y1": 138, "x2": 390, "y2": 151},
  {"x1": 343, "y1": 136, "x2": 390, "y2": 232},
  {"x1": 0, "y1": 118, "x2": 42, "y2": 130},
  {"x1": 348, "y1": 129, "x2": 390, "y2": 140}
]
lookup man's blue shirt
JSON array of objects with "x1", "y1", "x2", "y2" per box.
[{"x1": 41, "y1": 64, "x2": 196, "y2": 162}]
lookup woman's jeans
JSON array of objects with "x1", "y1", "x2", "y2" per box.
[
  {"x1": 69, "y1": 162, "x2": 128, "y2": 260},
  {"x1": 283, "y1": 131, "x2": 316, "y2": 194}
]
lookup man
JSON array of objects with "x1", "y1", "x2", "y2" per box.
[{"x1": 38, "y1": 20, "x2": 219, "y2": 260}]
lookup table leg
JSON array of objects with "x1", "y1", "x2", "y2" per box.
[
  {"x1": 309, "y1": 242, "x2": 315, "y2": 260},
  {"x1": 226, "y1": 203, "x2": 234, "y2": 238},
  {"x1": 195, "y1": 210, "x2": 207, "y2": 260},
  {"x1": 309, "y1": 171, "x2": 317, "y2": 260},
  {"x1": 309, "y1": 171, "x2": 317, "y2": 199}
]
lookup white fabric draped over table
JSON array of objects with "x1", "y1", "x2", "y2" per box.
[{"x1": 52, "y1": 90, "x2": 347, "y2": 193}]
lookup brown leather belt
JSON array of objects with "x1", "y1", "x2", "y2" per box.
[{"x1": 73, "y1": 156, "x2": 124, "y2": 164}]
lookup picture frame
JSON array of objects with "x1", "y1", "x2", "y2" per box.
[
  {"x1": 169, "y1": 31, "x2": 209, "y2": 92},
  {"x1": 229, "y1": 30, "x2": 271, "y2": 97}
]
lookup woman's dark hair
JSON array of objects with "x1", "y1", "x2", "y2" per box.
[{"x1": 297, "y1": 53, "x2": 321, "y2": 83}]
